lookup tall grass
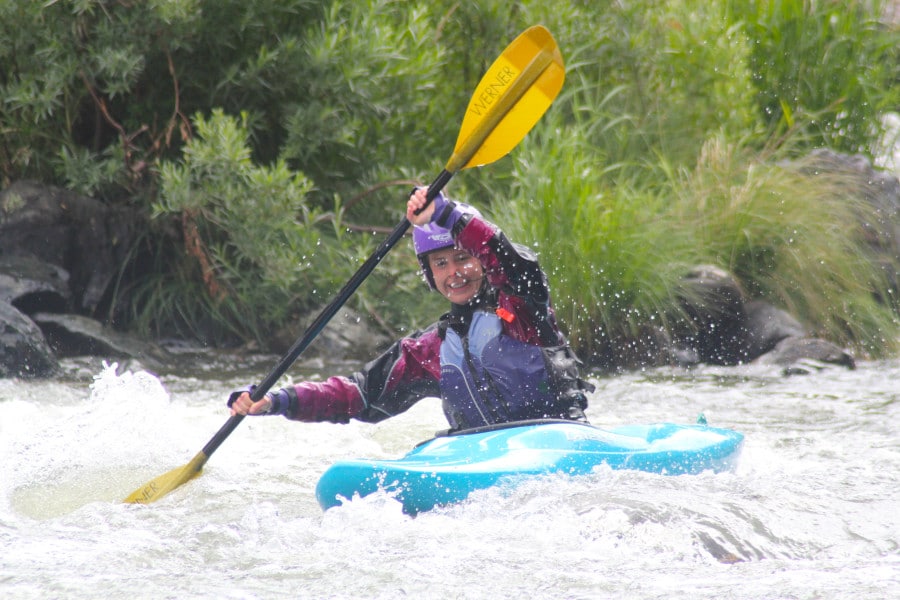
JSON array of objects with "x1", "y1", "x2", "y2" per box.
[
  {"x1": 672, "y1": 137, "x2": 899, "y2": 357},
  {"x1": 502, "y1": 120, "x2": 899, "y2": 365},
  {"x1": 489, "y1": 0, "x2": 900, "y2": 366},
  {"x1": 503, "y1": 124, "x2": 706, "y2": 366}
]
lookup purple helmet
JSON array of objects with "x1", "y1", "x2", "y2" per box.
[{"x1": 413, "y1": 202, "x2": 481, "y2": 290}]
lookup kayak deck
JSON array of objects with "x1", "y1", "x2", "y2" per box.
[{"x1": 316, "y1": 420, "x2": 744, "y2": 514}]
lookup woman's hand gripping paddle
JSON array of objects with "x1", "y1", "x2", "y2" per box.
[{"x1": 123, "y1": 25, "x2": 565, "y2": 505}]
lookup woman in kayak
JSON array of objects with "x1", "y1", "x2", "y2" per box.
[{"x1": 228, "y1": 187, "x2": 593, "y2": 431}]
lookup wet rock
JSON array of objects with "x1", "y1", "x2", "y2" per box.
[
  {"x1": 592, "y1": 266, "x2": 859, "y2": 374},
  {"x1": 674, "y1": 265, "x2": 748, "y2": 365},
  {"x1": 754, "y1": 337, "x2": 856, "y2": 372},
  {"x1": 0, "y1": 181, "x2": 154, "y2": 379},
  {"x1": 269, "y1": 307, "x2": 392, "y2": 362},
  {"x1": 0, "y1": 254, "x2": 70, "y2": 311},
  {"x1": 585, "y1": 324, "x2": 682, "y2": 373},
  {"x1": 31, "y1": 313, "x2": 168, "y2": 371},
  {"x1": 0, "y1": 301, "x2": 59, "y2": 378},
  {"x1": 0, "y1": 180, "x2": 143, "y2": 312},
  {"x1": 743, "y1": 299, "x2": 807, "y2": 360}
]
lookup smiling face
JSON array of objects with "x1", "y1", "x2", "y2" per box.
[{"x1": 427, "y1": 247, "x2": 484, "y2": 304}]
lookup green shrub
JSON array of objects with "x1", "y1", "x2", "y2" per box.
[{"x1": 144, "y1": 110, "x2": 339, "y2": 342}]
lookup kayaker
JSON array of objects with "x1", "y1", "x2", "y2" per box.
[{"x1": 228, "y1": 187, "x2": 594, "y2": 431}]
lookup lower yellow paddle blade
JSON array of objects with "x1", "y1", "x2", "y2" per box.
[
  {"x1": 123, "y1": 451, "x2": 207, "y2": 504},
  {"x1": 448, "y1": 25, "x2": 565, "y2": 172}
]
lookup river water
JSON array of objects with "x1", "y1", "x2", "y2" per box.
[{"x1": 1, "y1": 352, "x2": 897, "y2": 599}]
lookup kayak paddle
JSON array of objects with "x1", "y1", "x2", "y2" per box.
[{"x1": 123, "y1": 24, "x2": 565, "y2": 504}]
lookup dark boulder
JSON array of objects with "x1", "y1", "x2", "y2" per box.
[
  {"x1": 0, "y1": 301, "x2": 58, "y2": 378},
  {"x1": 0, "y1": 181, "x2": 161, "y2": 378},
  {"x1": 754, "y1": 337, "x2": 856, "y2": 374},
  {"x1": 0, "y1": 254, "x2": 71, "y2": 312},
  {"x1": 743, "y1": 299, "x2": 807, "y2": 360},
  {"x1": 270, "y1": 307, "x2": 392, "y2": 363},
  {"x1": 665, "y1": 267, "x2": 856, "y2": 372},
  {"x1": 673, "y1": 265, "x2": 748, "y2": 365},
  {"x1": 31, "y1": 312, "x2": 168, "y2": 371},
  {"x1": 0, "y1": 180, "x2": 143, "y2": 313}
]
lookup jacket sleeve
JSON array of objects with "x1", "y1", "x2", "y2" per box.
[
  {"x1": 275, "y1": 327, "x2": 443, "y2": 424},
  {"x1": 453, "y1": 210, "x2": 550, "y2": 306},
  {"x1": 451, "y1": 207, "x2": 564, "y2": 346}
]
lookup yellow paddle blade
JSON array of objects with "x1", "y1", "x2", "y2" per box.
[
  {"x1": 447, "y1": 25, "x2": 564, "y2": 172},
  {"x1": 123, "y1": 451, "x2": 207, "y2": 504}
]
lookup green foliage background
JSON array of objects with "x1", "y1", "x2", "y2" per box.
[{"x1": 2, "y1": 0, "x2": 898, "y2": 361}]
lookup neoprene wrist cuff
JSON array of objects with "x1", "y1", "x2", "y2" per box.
[
  {"x1": 267, "y1": 388, "x2": 290, "y2": 416},
  {"x1": 431, "y1": 193, "x2": 456, "y2": 227}
]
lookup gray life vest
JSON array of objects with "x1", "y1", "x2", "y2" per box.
[{"x1": 439, "y1": 310, "x2": 589, "y2": 430}]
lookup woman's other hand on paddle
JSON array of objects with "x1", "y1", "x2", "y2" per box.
[{"x1": 229, "y1": 391, "x2": 272, "y2": 416}]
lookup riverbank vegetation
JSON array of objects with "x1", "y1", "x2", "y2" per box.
[{"x1": 2, "y1": 0, "x2": 899, "y2": 359}]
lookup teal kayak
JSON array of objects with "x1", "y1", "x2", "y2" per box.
[{"x1": 316, "y1": 419, "x2": 744, "y2": 514}]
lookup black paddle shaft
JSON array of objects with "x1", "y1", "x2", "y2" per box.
[{"x1": 201, "y1": 169, "x2": 454, "y2": 458}]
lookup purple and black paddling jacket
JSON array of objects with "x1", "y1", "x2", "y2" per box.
[{"x1": 266, "y1": 202, "x2": 593, "y2": 430}]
